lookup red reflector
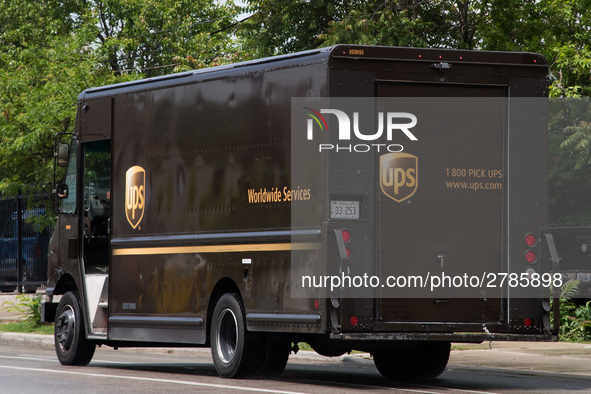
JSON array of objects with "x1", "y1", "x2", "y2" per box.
[
  {"x1": 524, "y1": 318, "x2": 532, "y2": 327},
  {"x1": 525, "y1": 233, "x2": 537, "y2": 247},
  {"x1": 525, "y1": 250, "x2": 537, "y2": 264},
  {"x1": 345, "y1": 248, "x2": 351, "y2": 259},
  {"x1": 341, "y1": 229, "x2": 351, "y2": 243},
  {"x1": 314, "y1": 300, "x2": 319, "y2": 309},
  {"x1": 350, "y1": 316, "x2": 358, "y2": 325},
  {"x1": 34, "y1": 244, "x2": 42, "y2": 259}
]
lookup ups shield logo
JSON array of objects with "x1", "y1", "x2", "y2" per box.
[
  {"x1": 125, "y1": 166, "x2": 145, "y2": 229},
  {"x1": 380, "y1": 153, "x2": 418, "y2": 202}
]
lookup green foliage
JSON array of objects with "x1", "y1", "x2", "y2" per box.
[
  {"x1": 0, "y1": 321, "x2": 54, "y2": 335},
  {"x1": 240, "y1": 0, "x2": 591, "y2": 97},
  {"x1": 71, "y1": 0, "x2": 239, "y2": 76},
  {"x1": 548, "y1": 99, "x2": 591, "y2": 225},
  {"x1": 0, "y1": 0, "x2": 238, "y2": 202},
  {"x1": 560, "y1": 300, "x2": 591, "y2": 342},
  {"x1": 0, "y1": 28, "x2": 126, "y2": 197},
  {"x1": 238, "y1": 0, "x2": 350, "y2": 57},
  {"x1": 318, "y1": 1, "x2": 488, "y2": 49},
  {"x1": 560, "y1": 278, "x2": 581, "y2": 300},
  {"x1": 553, "y1": 280, "x2": 591, "y2": 342},
  {"x1": 1, "y1": 294, "x2": 44, "y2": 327}
]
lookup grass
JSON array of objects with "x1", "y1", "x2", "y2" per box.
[
  {"x1": 0, "y1": 320, "x2": 54, "y2": 335},
  {"x1": 451, "y1": 345, "x2": 489, "y2": 351},
  {"x1": 295, "y1": 342, "x2": 364, "y2": 354},
  {"x1": 296, "y1": 342, "x2": 314, "y2": 351}
]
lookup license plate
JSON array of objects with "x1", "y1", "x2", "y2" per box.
[
  {"x1": 330, "y1": 201, "x2": 359, "y2": 220},
  {"x1": 577, "y1": 273, "x2": 591, "y2": 282}
]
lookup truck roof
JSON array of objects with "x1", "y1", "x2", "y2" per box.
[{"x1": 79, "y1": 45, "x2": 547, "y2": 100}]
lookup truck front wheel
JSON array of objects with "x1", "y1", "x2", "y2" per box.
[
  {"x1": 211, "y1": 293, "x2": 264, "y2": 378},
  {"x1": 373, "y1": 341, "x2": 450, "y2": 381},
  {"x1": 54, "y1": 291, "x2": 96, "y2": 366}
]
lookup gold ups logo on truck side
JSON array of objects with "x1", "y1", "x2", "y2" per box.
[
  {"x1": 125, "y1": 166, "x2": 145, "y2": 229},
  {"x1": 380, "y1": 153, "x2": 417, "y2": 202}
]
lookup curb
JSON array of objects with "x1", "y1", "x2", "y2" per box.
[
  {"x1": 0, "y1": 332, "x2": 54, "y2": 346},
  {"x1": 447, "y1": 364, "x2": 591, "y2": 382}
]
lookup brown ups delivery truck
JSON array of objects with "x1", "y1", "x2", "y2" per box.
[{"x1": 42, "y1": 45, "x2": 556, "y2": 381}]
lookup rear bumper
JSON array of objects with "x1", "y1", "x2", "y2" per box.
[{"x1": 330, "y1": 332, "x2": 558, "y2": 343}]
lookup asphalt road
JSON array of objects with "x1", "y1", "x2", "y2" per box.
[{"x1": 1, "y1": 340, "x2": 590, "y2": 394}]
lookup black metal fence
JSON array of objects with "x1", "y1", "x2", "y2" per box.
[{"x1": 0, "y1": 193, "x2": 53, "y2": 293}]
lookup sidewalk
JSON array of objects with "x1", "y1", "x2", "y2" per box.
[
  {"x1": 2, "y1": 292, "x2": 590, "y2": 378},
  {"x1": 448, "y1": 341, "x2": 591, "y2": 378}
]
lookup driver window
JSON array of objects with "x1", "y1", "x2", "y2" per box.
[{"x1": 83, "y1": 140, "x2": 111, "y2": 269}]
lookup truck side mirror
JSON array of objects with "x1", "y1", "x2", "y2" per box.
[
  {"x1": 56, "y1": 183, "x2": 69, "y2": 199},
  {"x1": 57, "y1": 143, "x2": 70, "y2": 167}
]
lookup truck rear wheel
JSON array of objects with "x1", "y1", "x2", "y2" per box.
[
  {"x1": 373, "y1": 341, "x2": 450, "y2": 381},
  {"x1": 211, "y1": 293, "x2": 264, "y2": 378},
  {"x1": 257, "y1": 334, "x2": 290, "y2": 378},
  {"x1": 54, "y1": 291, "x2": 95, "y2": 366}
]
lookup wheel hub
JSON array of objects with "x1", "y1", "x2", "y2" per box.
[
  {"x1": 216, "y1": 308, "x2": 238, "y2": 364},
  {"x1": 56, "y1": 305, "x2": 75, "y2": 353}
]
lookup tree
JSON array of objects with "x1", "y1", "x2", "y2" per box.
[
  {"x1": 548, "y1": 99, "x2": 591, "y2": 225},
  {"x1": 0, "y1": 0, "x2": 238, "y2": 199},
  {"x1": 241, "y1": 1, "x2": 591, "y2": 96},
  {"x1": 70, "y1": 0, "x2": 240, "y2": 76},
  {"x1": 239, "y1": 0, "x2": 363, "y2": 58},
  {"x1": 0, "y1": 26, "x2": 126, "y2": 197}
]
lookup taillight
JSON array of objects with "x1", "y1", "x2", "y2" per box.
[
  {"x1": 34, "y1": 244, "x2": 42, "y2": 259},
  {"x1": 341, "y1": 229, "x2": 351, "y2": 243},
  {"x1": 524, "y1": 233, "x2": 537, "y2": 264},
  {"x1": 345, "y1": 247, "x2": 351, "y2": 259},
  {"x1": 525, "y1": 233, "x2": 537, "y2": 247},
  {"x1": 524, "y1": 318, "x2": 532, "y2": 327}
]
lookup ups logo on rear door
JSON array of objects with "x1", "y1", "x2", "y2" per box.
[
  {"x1": 125, "y1": 166, "x2": 145, "y2": 229},
  {"x1": 380, "y1": 153, "x2": 417, "y2": 202}
]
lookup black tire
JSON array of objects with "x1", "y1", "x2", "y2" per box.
[
  {"x1": 373, "y1": 341, "x2": 450, "y2": 381},
  {"x1": 54, "y1": 291, "x2": 96, "y2": 366},
  {"x1": 211, "y1": 293, "x2": 265, "y2": 378},
  {"x1": 257, "y1": 334, "x2": 290, "y2": 378},
  {"x1": 0, "y1": 286, "x2": 17, "y2": 293}
]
